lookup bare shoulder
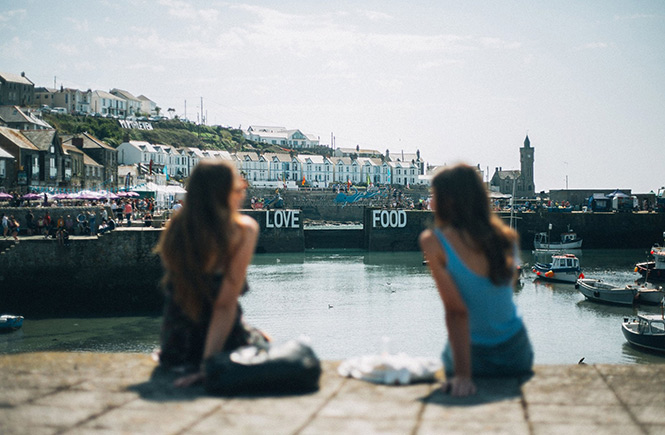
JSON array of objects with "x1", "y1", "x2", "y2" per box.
[
  {"x1": 236, "y1": 214, "x2": 259, "y2": 234},
  {"x1": 419, "y1": 228, "x2": 437, "y2": 249}
]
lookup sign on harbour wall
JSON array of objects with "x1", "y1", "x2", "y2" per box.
[
  {"x1": 371, "y1": 209, "x2": 407, "y2": 228},
  {"x1": 265, "y1": 210, "x2": 300, "y2": 229}
]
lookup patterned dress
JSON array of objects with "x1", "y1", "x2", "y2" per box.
[{"x1": 159, "y1": 274, "x2": 267, "y2": 372}]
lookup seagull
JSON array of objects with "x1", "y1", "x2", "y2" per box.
[
  {"x1": 328, "y1": 304, "x2": 333, "y2": 309},
  {"x1": 578, "y1": 357, "x2": 586, "y2": 365}
]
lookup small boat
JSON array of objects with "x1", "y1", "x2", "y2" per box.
[
  {"x1": 622, "y1": 314, "x2": 665, "y2": 353},
  {"x1": 575, "y1": 278, "x2": 665, "y2": 306},
  {"x1": 0, "y1": 314, "x2": 24, "y2": 333},
  {"x1": 635, "y1": 250, "x2": 665, "y2": 282},
  {"x1": 532, "y1": 253, "x2": 582, "y2": 283},
  {"x1": 534, "y1": 229, "x2": 582, "y2": 250}
]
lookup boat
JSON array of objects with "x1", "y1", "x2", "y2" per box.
[
  {"x1": 534, "y1": 228, "x2": 582, "y2": 250},
  {"x1": 532, "y1": 253, "x2": 582, "y2": 283},
  {"x1": 635, "y1": 249, "x2": 665, "y2": 282},
  {"x1": 575, "y1": 278, "x2": 665, "y2": 306},
  {"x1": 621, "y1": 314, "x2": 665, "y2": 353},
  {"x1": 0, "y1": 314, "x2": 24, "y2": 333}
]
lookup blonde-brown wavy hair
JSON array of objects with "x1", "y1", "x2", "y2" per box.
[{"x1": 155, "y1": 160, "x2": 239, "y2": 321}]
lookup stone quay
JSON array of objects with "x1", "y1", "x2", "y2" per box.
[{"x1": 1, "y1": 352, "x2": 664, "y2": 434}]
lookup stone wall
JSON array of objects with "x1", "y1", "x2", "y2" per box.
[{"x1": 0, "y1": 228, "x2": 163, "y2": 316}]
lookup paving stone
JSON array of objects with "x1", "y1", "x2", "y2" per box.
[
  {"x1": 417, "y1": 420, "x2": 530, "y2": 435},
  {"x1": 527, "y1": 404, "x2": 633, "y2": 425},
  {"x1": 76, "y1": 407, "x2": 205, "y2": 434},
  {"x1": 300, "y1": 416, "x2": 418, "y2": 435},
  {"x1": 530, "y1": 423, "x2": 641, "y2": 435},
  {"x1": 1, "y1": 353, "x2": 664, "y2": 434},
  {"x1": 189, "y1": 411, "x2": 311, "y2": 435}
]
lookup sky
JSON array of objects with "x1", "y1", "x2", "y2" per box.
[{"x1": 1, "y1": 0, "x2": 664, "y2": 193}]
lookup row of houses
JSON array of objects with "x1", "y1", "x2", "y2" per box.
[
  {"x1": 1, "y1": 70, "x2": 158, "y2": 118},
  {"x1": 117, "y1": 140, "x2": 427, "y2": 188},
  {"x1": 0, "y1": 127, "x2": 118, "y2": 193}
]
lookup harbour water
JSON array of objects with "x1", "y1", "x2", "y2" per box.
[{"x1": 2, "y1": 249, "x2": 664, "y2": 365}]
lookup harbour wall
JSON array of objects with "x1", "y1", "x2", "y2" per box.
[{"x1": 2, "y1": 207, "x2": 664, "y2": 316}]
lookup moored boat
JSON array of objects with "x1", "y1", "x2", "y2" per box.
[
  {"x1": 532, "y1": 253, "x2": 582, "y2": 283},
  {"x1": 0, "y1": 314, "x2": 24, "y2": 333},
  {"x1": 622, "y1": 314, "x2": 665, "y2": 353},
  {"x1": 534, "y1": 228, "x2": 582, "y2": 251},
  {"x1": 575, "y1": 278, "x2": 665, "y2": 306},
  {"x1": 635, "y1": 250, "x2": 665, "y2": 282}
]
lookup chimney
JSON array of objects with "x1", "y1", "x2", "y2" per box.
[
  {"x1": 21, "y1": 72, "x2": 25, "y2": 77},
  {"x1": 72, "y1": 137, "x2": 84, "y2": 149}
]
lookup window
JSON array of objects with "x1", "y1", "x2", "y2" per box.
[{"x1": 652, "y1": 321, "x2": 665, "y2": 334}]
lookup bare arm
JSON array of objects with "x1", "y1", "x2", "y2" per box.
[
  {"x1": 174, "y1": 215, "x2": 258, "y2": 387},
  {"x1": 419, "y1": 229, "x2": 476, "y2": 397},
  {"x1": 203, "y1": 215, "x2": 258, "y2": 360}
]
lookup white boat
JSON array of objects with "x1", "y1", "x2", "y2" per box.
[
  {"x1": 534, "y1": 229, "x2": 582, "y2": 250},
  {"x1": 622, "y1": 314, "x2": 665, "y2": 353},
  {"x1": 575, "y1": 278, "x2": 665, "y2": 306},
  {"x1": 635, "y1": 245, "x2": 665, "y2": 282},
  {"x1": 532, "y1": 254, "x2": 582, "y2": 283}
]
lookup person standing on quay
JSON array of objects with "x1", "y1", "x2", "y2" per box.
[
  {"x1": 155, "y1": 160, "x2": 268, "y2": 387},
  {"x1": 419, "y1": 163, "x2": 533, "y2": 397},
  {"x1": 123, "y1": 201, "x2": 133, "y2": 227}
]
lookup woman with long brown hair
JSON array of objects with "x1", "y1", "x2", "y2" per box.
[
  {"x1": 156, "y1": 160, "x2": 268, "y2": 387},
  {"x1": 419, "y1": 163, "x2": 533, "y2": 397}
]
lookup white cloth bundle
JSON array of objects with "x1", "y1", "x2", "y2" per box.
[{"x1": 338, "y1": 353, "x2": 442, "y2": 385}]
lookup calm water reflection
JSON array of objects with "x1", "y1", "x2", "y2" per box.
[{"x1": 2, "y1": 249, "x2": 664, "y2": 365}]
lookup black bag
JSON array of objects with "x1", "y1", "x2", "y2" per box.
[{"x1": 204, "y1": 340, "x2": 322, "y2": 396}]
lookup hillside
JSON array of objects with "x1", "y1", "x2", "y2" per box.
[{"x1": 42, "y1": 114, "x2": 261, "y2": 151}]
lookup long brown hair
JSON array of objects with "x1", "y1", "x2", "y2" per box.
[
  {"x1": 432, "y1": 163, "x2": 518, "y2": 285},
  {"x1": 155, "y1": 160, "x2": 239, "y2": 321}
]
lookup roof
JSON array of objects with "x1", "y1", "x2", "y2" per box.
[
  {"x1": 92, "y1": 90, "x2": 125, "y2": 101},
  {"x1": 81, "y1": 132, "x2": 115, "y2": 150},
  {"x1": 494, "y1": 170, "x2": 521, "y2": 180},
  {"x1": 110, "y1": 88, "x2": 140, "y2": 101},
  {"x1": 247, "y1": 126, "x2": 286, "y2": 133},
  {"x1": 263, "y1": 152, "x2": 292, "y2": 162},
  {"x1": 388, "y1": 151, "x2": 421, "y2": 162},
  {"x1": 0, "y1": 71, "x2": 33, "y2": 86},
  {"x1": 333, "y1": 157, "x2": 355, "y2": 165},
  {"x1": 21, "y1": 130, "x2": 57, "y2": 151},
  {"x1": 83, "y1": 153, "x2": 102, "y2": 167},
  {"x1": 298, "y1": 154, "x2": 330, "y2": 164},
  {"x1": 0, "y1": 126, "x2": 40, "y2": 151},
  {"x1": 0, "y1": 106, "x2": 51, "y2": 129},
  {"x1": 137, "y1": 95, "x2": 154, "y2": 102},
  {"x1": 0, "y1": 146, "x2": 14, "y2": 159},
  {"x1": 61, "y1": 143, "x2": 84, "y2": 156}
]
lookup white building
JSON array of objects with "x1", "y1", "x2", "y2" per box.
[
  {"x1": 332, "y1": 157, "x2": 362, "y2": 184},
  {"x1": 138, "y1": 95, "x2": 157, "y2": 116},
  {"x1": 234, "y1": 152, "x2": 269, "y2": 183},
  {"x1": 299, "y1": 154, "x2": 333, "y2": 187},
  {"x1": 110, "y1": 89, "x2": 142, "y2": 117},
  {"x1": 90, "y1": 90, "x2": 126, "y2": 116},
  {"x1": 244, "y1": 125, "x2": 320, "y2": 149}
]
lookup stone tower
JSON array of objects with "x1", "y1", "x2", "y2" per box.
[{"x1": 519, "y1": 135, "x2": 535, "y2": 197}]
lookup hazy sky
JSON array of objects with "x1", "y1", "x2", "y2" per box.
[{"x1": 2, "y1": 1, "x2": 664, "y2": 192}]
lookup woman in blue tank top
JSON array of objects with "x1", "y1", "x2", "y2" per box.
[{"x1": 419, "y1": 163, "x2": 533, "y2": 397}]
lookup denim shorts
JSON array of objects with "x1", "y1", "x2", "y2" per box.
[{"x1": 443, "y1": 325, "x2": 534, "y2": 378}]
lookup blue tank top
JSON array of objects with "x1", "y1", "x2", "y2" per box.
[{"x1": 435, "y1": 228, "x2": 523, "y2": 346}]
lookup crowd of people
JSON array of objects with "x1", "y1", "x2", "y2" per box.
[{"x1": 0, "y1": 196, "x2": 166, "y2": 242}]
